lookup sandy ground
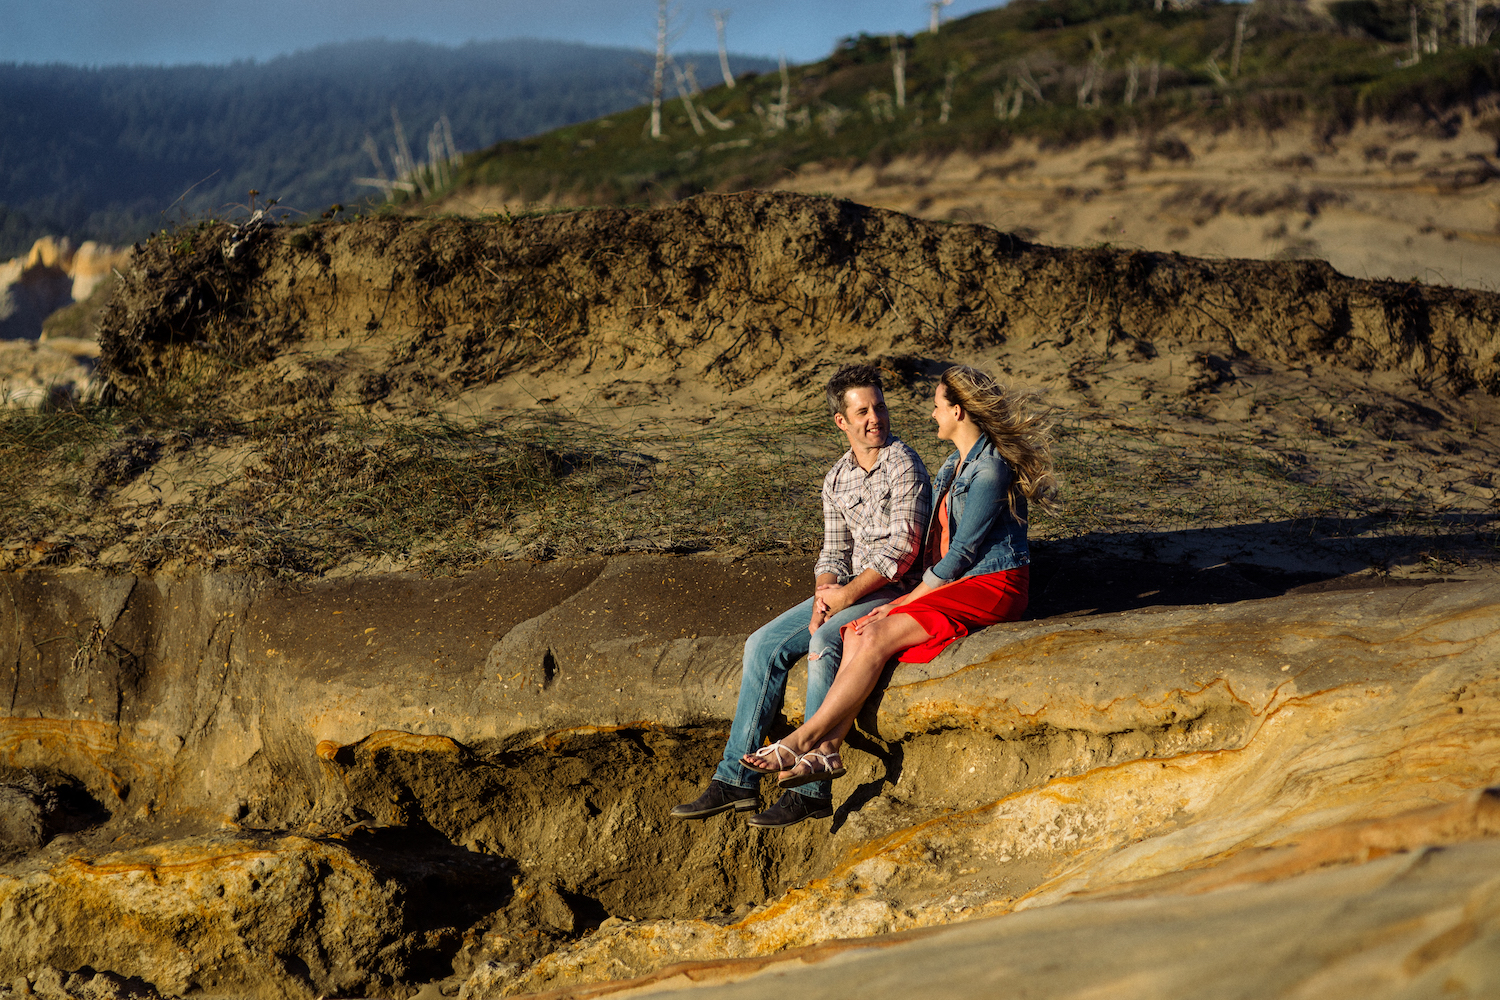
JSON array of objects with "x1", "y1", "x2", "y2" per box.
[
  {"x1": 779, "y1": 118, "x2": 1500, "y2": 290},
  {"x1": 419, "y1": 328, "x2": 1500, "y2": 585}
]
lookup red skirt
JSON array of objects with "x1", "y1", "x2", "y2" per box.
[{"x1": 887, "y1": 566, "x2": 1030, "y2": 663}]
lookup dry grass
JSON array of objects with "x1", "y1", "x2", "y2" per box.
[
  {"x1": 1, "y1": 374, "x2": 1494, "y2": 577},
  {"x1": 0, "y1": 400, "x2": 843, "y2": 574}
]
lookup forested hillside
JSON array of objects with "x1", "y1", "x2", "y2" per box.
[
  {"x1": 0, "y1": 39, "x2": 773, "y2": 256},
  {"x1": 442, "y1": 0, "x2": 1500, "y2": 207}
]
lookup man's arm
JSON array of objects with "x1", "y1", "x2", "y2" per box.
[
  {"x1": 814, "y1": 566, "x2": 894, "y2": 618},
  {"x1": 812, "y1": 472, "x2": 852, "y2": 583},
  {"x1": 810, "y1": 471, "x2": 854, "y2": 633}
]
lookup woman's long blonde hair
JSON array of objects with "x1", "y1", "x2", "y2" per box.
[{"x1": 939, "y1": 365, "x2": 1056, "y2": 520}]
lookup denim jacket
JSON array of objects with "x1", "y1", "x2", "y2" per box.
[{"x1": 921, "y1": 434, "x2": 1029, "y2": 588}]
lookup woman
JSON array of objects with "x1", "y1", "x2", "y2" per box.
[{"x1": 742, "y1": 365, "x2": 1054, "y2": 789}]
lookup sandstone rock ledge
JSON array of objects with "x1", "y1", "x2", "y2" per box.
[{"x1": 0, "y1": 562, "x2": 1497, "y2": 999}]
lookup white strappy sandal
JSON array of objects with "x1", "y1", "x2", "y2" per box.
[
  {"x1": 742, "y1": 742, "x2": 799, "y2": 773},
  {"x1": 777, "y1": 750, "x2": 847, "y2": 789}
]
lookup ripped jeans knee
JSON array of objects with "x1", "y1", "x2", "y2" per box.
[{"x1": 805, "y1": 648, "x2": 840, "y2": 718}]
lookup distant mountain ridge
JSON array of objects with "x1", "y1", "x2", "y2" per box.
[{"x1": 0, "y1": 38, "x2": 775, "y2": 256}]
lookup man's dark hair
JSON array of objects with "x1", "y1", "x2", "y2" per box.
[{"x1": 825, "y1": 363, "x2": 885, "y2": 419}]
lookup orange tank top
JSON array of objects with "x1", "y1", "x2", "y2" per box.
[{"x1": 925, "y1": 488, "x2": 952, "y2": 570}]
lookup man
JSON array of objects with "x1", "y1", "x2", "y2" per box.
[{"x1": 671, "y1": 363, "x2": 931, "y2": 829}]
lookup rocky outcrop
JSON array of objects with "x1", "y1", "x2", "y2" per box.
[
  {"x1": 479, "y1": 576, "x2": 1500, "y2": 995},
  {"x1": 0, "y1": 560, "x2": 1497, "y2": 997},
  {"x1": 0, "y1": 237, "x2": 126, "y2": 405},
  {"x1": 0, "y1": 238, "x2": 126, "y2": 342},
  {"x1": 0, "y1": 240, "x2": 73, "y2": 342},
  {"x1": 545, "y1": 821, "x2": 1500, "y2": 999},
  {"x1": 0, "y1": 831, "x2": 516, "y2": 999},
  {"x1": 0, "y1": 340, "x2": 96, "y2": 407}
]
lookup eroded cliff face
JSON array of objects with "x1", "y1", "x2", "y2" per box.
[
  {"x1": 0, "y1": 237, "x2": 127, "y2": 407},
  {"x1": 0, "y1": 562, "x2": 1496, "y2": 999}
]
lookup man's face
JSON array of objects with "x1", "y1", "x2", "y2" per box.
[{"x1": 834, "y1": 385, "x2": 890, "y2": 451}]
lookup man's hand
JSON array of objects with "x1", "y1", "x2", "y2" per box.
[
  {"x1": 807, "y1": 602, "x2": 828, "y2": 636},
  {"x1": 808, "y1": 574, "x2": 841, "y2": 636},
  {"x1": 809, "y1": 583, "x2": 838, "y2": 635},
  {"x1": 810, "y1": 605, "x2": 834, "y2": 638},
  {"x1": 816, "y1": 581, "x2": 850, "y2": 614}
]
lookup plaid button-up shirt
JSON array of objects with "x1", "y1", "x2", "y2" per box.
[{"x1": 815, "y1": 435, "x2": 931, "y2": 588}]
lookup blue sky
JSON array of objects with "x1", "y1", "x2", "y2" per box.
[{"x1": 2, "y1": 0, "x2": 1004, "y2": 66}]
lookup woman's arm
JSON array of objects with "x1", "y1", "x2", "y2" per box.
[
  {"x1": 923, "y1": 457, "x2": 1011, "y2": 587},
  {"x1": 851, "y1": 575, "x2": 956, "y2": 632},
  {"x1": 887, "y1": 578, "x2": 938, "y2": 608}
]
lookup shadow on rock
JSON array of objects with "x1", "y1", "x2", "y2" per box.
[
  {"x1": 1030, "y1": 514, "x2": 1494, "y2": 619},
  {"x1": 0, "y1": 768, "x2": 109, "y2": 854},
  {"x1": 831, "y1": 729, "x2": 904, "y2": 835}
]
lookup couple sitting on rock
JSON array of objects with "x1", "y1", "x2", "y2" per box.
[{"x1": 672, "y1": 362, "x2": 1055, "y2": 829}]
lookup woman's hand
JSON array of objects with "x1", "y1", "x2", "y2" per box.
[{"x1": 853, "y1": 603, "x2": 894, "y2": 634}]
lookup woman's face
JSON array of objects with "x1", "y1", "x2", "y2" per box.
[{"x1": 932, "y1": 383, "x2": 962, "y2": 442}]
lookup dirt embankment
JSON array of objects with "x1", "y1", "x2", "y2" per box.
[
  {"x1": 435, "y1": 115, "x2": 1500, "y2": 292},
  {"x1": 105, "y1": 191, "x2": 1500, "y2": 408}
]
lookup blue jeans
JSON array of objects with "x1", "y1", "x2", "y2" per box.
[{"x1": 714, "y1": 586, "x2": 902, "y2": 800}]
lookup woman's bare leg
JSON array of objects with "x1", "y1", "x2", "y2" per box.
[{"x1": 775, "y1": 613, "x2": 929, "y2": 757}]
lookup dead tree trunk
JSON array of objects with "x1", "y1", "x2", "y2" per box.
[
  {"x1": 356, "y1": 134, "x2": 397, "y2": 200},
  {"x1": 672, "y1": 62, "x2": 707, "y2": 135},
  {"x1": 1124, "y1": 55, "x2": 1141, "y2": 106},
  {"x1": 928, "y1": 0, "x2": 953, "y2": 33},
  {"x1": 651, "y1": 0, "x2": 668, "y2": 139},
  {"x1": 939, "y1": 66, "x2": 959, "y2": 123},
  {"x1": 1077, "y1": 30, "x2": 1110, "y2": 108},
  {"x1": 685, "y1": 64, "x2": 735, "y2": 129},
  {"x1": 1017, "y1": 61, "x2": 1048, "y2": 104},
  {"x1": 362, "y1": 135, "x2": 389, "y2": 184},
  {"x1": 1230, "y1": 8, "x2": 1250, "y2": 77},
  {"x1": 711, "y1": 9, "x2": 736, "y2": 88},
  {"x1": 390, "y1": 106, "x2": 429, "y2": 198},
  {"x1": 427, "y1": 125, "x2": 446, "y2": 191},
  {"x1": 890, "y1": 35, "x2": 907, "y2": 109},
  {"x1": 1204, "y1": 42, "x2": 1229, "y2": 88},
  {"x1": 440, "y1": 115, "x2": 459, "y2": 166}
]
